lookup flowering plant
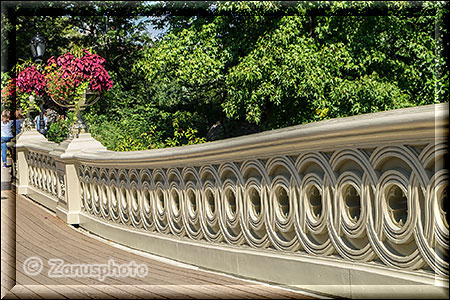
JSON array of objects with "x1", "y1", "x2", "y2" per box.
[
  {"x1": 1, "y1": 77, "x2": 17, "y2": 109},
  {"x1": 1, "y1": 62, "x2": 42, "y2": 114},
  {"x1": 17, "y1": 65, "x2": 47, "y2": 95},
  {"x1": 2, "y1": 49, "x2": 112, "y2": 119},
  {"x1": 44, "y1": 49, "x2": 113, "y2": 107}
]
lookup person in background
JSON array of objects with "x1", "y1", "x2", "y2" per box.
[
  {"x1": 1, "y1": 110, "x2": 14, "y2": 168},
  {"x1": 35, "y1": 110, "x2": 49, "y2": 136},
  {"x1": 15, "y1": 108, "x2": 24, "y2": 135}
]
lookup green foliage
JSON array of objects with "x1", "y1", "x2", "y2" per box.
[
  {"x1": 164, "y1": 112, "x2": 207, "y2": 147},
  {"x1": 3, "y1": 1, "x2": 448, "y2": 151},
  {"x1": 46, "y1": 112, "x2": 73, "y2": 144},
  {"x1": 224, "y1": 17, "x2": 413, "y2": 127},
  {"x1": 85, "y1": 104, "x2": 206, "y2": 151},
  {"x1": 1, "y1": 72, "x2": 12, "y2": 111},
  {"x1": 135, "y1": 18, "x2": 229, "y2": 128},
  {"x1": 141, "y1": 1, "x2": 448, "y2": 132},
  {"x1": 1, "y1": 72, "x2": 10, "y2": 90}
]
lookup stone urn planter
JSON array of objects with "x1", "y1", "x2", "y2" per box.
[
  {"x1": 50, "y1": 89, "x2": 100, "y2": 139},
  {"x1": 43, "y1": 49, "x2": 112, "y2": 139}
]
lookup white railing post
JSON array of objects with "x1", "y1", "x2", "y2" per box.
[
  {"x1": 50, "y1": 132, "x2": 106, "y2": 224},
  {"x1": 15, "y1": 144, "x2": 29, "y2": 194},
  {"x1": 15, "y1": 128, "x2": 55, "y2": 194}
]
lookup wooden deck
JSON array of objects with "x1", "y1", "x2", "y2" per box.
[{"x1": 1, "y1": 188, "x2": 318, "y2": 299}]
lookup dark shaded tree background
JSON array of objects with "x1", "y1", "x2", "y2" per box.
[{"x1": 2, "y1": 1, "x2": 448, "y2": 150}]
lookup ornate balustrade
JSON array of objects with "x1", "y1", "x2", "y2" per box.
[{"x1": 14, "y1": 103, "x2": 449, "y2": 298}]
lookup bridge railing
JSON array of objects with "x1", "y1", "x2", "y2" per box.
[{"x1": 14, "y1": 103, "x2": 449, "y2": 298}]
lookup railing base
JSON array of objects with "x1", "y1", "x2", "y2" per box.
[
  {"x1": 56, "y1": 206, "x2": 80, "y2": 225},
  {"x1": 16, "y1": 185, "x2": 27, "y2": 195},
  {"x1": 25, "y1": 187, "x2": 58, "y2": 212},
  {"x1": 79, "y1": 213, "x2": 449, "y2": 299}
]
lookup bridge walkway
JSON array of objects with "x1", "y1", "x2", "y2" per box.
[{"x1": 1, "y1": 188, "x2": 317, "y2": 299}]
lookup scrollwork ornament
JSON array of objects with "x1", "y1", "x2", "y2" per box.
[
  {"x1": 98, "y1": 178, "x2": 110, "y2": 220},
  {"x1": 91, "y1": 178, "x2": 102, "y2": 217},
  {"x1": 265, "y1": 156, "x2": 301, "y2": 252},
  {"x1": 295, "y1": 152, "x2": 335, "y2": 256},
  {"x1": 117, "y1": 180, "x2": 131, "y2": 225},
  {"x1": 218, "y1": 162, "x2": 245, "y2": 246},
  {"x1": 73, "y1": 138, "x2": 447, "y2": 278},
  {"x1": 368, "y1": 146, "x2": 428, "y2": 270},
  {"x1": 240, "y1": 160, "x2": 270, "y2": 249},
  {"x1": 58, "y1": 174, "x2": 66, "y2": 202},
  {"x1": 21, "y1": 117, "x2": 34, "y2": 131},
  {"x1": 166, "y1": 168, "x2": 185, "y2": 237},
  {"x1": 139, "y1": 169, "x2": 155, "y2": 231},
  {"x1": 414, "y1": 170, "x2": 449, "y2": 276},
  {"x1": 152, "y1": 168, "x2": 170, "y2": 234},
  {"x1": 128, "y1": 181, "x2": 143, "y2": 229},
  {"x1": 181, "y1": 167, "x2": 203, "y2": 240},
  {"x1": 67, "y1": 112, "x2": 89, "y2": 139},
  {"x1": 199, "y1": 165, "x2": 223, "y2": 243},
  {"x1": 107, "y1": 169, "x2": 121, "y2": 223}
]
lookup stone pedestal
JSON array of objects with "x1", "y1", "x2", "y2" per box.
[{"x1": 49, "y1": 133, "x2": 106, "y2": 224}]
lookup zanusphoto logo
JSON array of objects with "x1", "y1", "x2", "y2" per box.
[{"x1": 23, "y1": 257, "x2": 148, "y2": 281}]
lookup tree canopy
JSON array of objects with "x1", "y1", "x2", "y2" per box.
[{"x1": 2, "y1": 1, "x2": 448, "y2": 150}]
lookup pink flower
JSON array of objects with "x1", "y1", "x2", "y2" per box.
[
  {"x1": 17, "y1": 66, "x2": 47, "y2": 95},
  {"x1": 45, "y1": 51, "x2": 113, "y2": 95}
]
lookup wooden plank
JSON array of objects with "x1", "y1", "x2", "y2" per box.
[
  {"x1": 1, "y1": 190, "x2": 315, "y2": 299},
  {"x1": 8, "y1": 285, "x2": 43, "y2": 299}
]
